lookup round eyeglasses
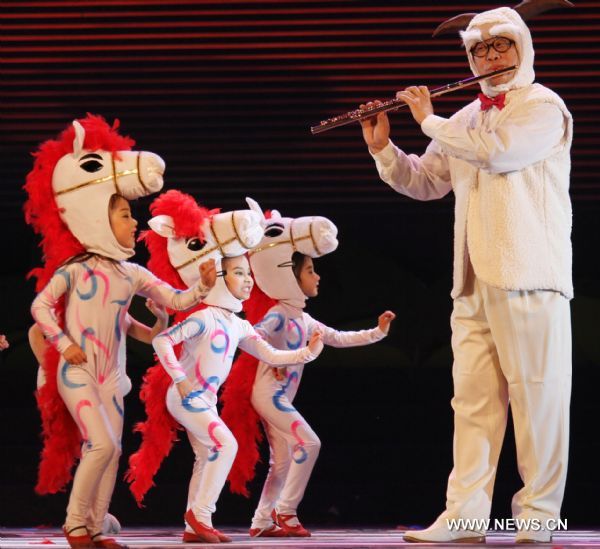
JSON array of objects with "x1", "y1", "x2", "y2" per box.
[{"x1": 470, "y1": 37, "x2": 515, "y2": 58}]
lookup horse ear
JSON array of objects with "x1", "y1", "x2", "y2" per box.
[
  {"x1": 246, "y1": 197, "x2": 265, "y2": 221},
  {"x1": 270, "y1": 209, "x2": 282, "y2": 219},
  {"x1": 148, "y1": 214, "x2": 177, "y2": 238},
  {"x1": 72, "y1": 120, "x2": 86, "y2": 156}
]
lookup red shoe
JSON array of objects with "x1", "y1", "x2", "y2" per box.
[
  {"x1": 184, "y1": 530, "x2": 231, "y2": 543},
  {"x1": 63, "y1": 526, "x2": 93, "y2": 548},
  {"x1": 273, "y1": 511, "x2": 311, "y2": 537},
  {"x1": 249, "y1": 525, "x2": 287, "y2": 537},
  {"x1": 183, "y1": 510, "x2": 221, "y2": 543},
  {"x1": 90, "y1": 533, "x2": 128, "y2": 548}
]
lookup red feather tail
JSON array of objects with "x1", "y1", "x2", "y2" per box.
[
  {"x1": 125, "y1": 363, "x2": 179, "y2": 506},
  {"x1": 221, "y1": 351, "x2": 262, "y2": 497},
  {"x1": 35, "y1": 345, "x2": 81, "y2": 494}
]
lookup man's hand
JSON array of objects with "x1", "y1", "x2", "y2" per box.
[
  {"x1": 377, "y1": 310, "x2": 396, "y2": 334},
  {"x1": 63, "y1": 343, "x2": 87, "y2": 365},
  {"x1": 0, "y1": 334, "x2": 9, "y2": 351},
  {"x1": 396, "y1": 86, "x2": 434, "y2": 125},
  {"x1": 199, "y1": 259, "x2": 217, "y2": 290},
  {"x1": 359, "y1": 100, "x2": 391, "y2": 154}
]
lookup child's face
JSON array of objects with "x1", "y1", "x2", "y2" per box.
[
  {"x1": 223, "y1": 255, "x2": 254, "y2": 300},
  {"x1": 109, "y1": 195, "x2": 138, "y2": 248},
  {"x1": 297, "y1": 257, "x2": 320, "y2": 297}
]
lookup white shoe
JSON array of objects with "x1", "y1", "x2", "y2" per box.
[
  {"x1": 515, "y1": 529, "x2": 552, "y2": 544},
  {"x1": 403, "y1": 522, "x2": 486, "y2": 544},
  {"x1": 102, "y1": 513, "x2": 121, "y2": 535}
]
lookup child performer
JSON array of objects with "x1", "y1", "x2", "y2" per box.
[
  {"x1": 28, "y1": 299, "x2": 168, "y2": 537},
  {"x1": 221, "y1": 200, "x2": 395, "y2": 537},
  {"x1": 151, "y1": 254, "x2": 324, "y2": 544},
  {"x1": 25, "y1": 115, "x2": 215, "y2": 549}
]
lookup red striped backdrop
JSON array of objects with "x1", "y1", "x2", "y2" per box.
[{"x1": 2, "y1": 0, "x2": 598, "y2": 216}]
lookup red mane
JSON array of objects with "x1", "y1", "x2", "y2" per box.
[
  {"x1": 140, "y1": 190, "x2": 215, "y2": 291},
  {"x1": 24, "y1": 113, "x2": 135, "y2": 291}
]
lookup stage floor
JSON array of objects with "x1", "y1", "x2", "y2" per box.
[{"x1": 1, "y1": 527, "x2": 600, "y2": 548}]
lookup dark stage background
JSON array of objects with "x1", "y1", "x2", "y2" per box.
[{"x1": 1, "y1": 0, "x2": 599, "y2": 529}]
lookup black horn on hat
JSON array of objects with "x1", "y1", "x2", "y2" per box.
[{"x1": 432, "y1": 0, "x2": 574, "y2": 37}]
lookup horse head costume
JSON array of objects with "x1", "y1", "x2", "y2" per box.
[{"x1": 24, "y1": 113, "x2": 165, "y2": 494}]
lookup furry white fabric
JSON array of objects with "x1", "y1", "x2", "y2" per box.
[
  {"x1": 372, "y1": 84, "x2": 573, "y2": 299},
  {"x1": 460, "y1": 7, "x2": 535, "y2": 97}
]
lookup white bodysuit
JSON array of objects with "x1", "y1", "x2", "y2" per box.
[
  {"x1": 250, "y1": 301, "x2": 385, "y2": 529},
  {"x1": 152, "y1": 305, "x2": 321, "y2": 528},
  {"x1": 31, "y1": 256, "x2": 208, "y2": 534}
]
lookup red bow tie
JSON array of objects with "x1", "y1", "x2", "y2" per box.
[{"x1": 478, "y1": 93, "x2": 506, "y2": 111}]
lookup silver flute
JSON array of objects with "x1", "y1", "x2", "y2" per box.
[{"x1": 310, "y1": 65, "x2": 518, "y2": 135}]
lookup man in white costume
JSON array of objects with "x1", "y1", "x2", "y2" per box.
[{"x1": 360, "y1": 5, "x2": 572, "y2": 544}]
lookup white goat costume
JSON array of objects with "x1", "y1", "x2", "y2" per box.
[{"x1": 370, "y1": 7, "x2": 572, "y2": 533}]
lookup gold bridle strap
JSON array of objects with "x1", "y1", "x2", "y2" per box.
[
  {"x1": 209, "y1": 220, "x2": 226, "y2": 256},
  {"x1": 137, "y1": 152, "x2": 149, "y2": 192},
  {"x1": 111, "y1": 155, "x2": 120, "y2": 194},
  {"x1": 230, "y1": 211, "x2": 252, "y2": 250},
  {"x1": 54, "y1": 152, "x2": 143, "y2": 197},
  {"x1": 173, "y1": 213, "x2": 246, "y2": 272},
  {"x1": 289, "y1": 219, "x2": 297, "y2": 251},
  {"x1": 309, "y1": 222, "x2": 322, "y2": 256},
  {"x1": 249, "y1": 221, "x2": 321, "y2": 256}
]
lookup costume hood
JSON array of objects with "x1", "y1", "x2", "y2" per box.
[{"x1": 460, "y1": 7, "x2": 534, "y2": 96}]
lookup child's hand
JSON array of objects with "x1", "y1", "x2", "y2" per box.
[
  {"x1": 146, "y1": 299, "x2": 168, "y2": 324},
  {"x1": 308, "y1": 330, "x2": 324, "y2": 356},
  {"x1": 63, "y1": 343, "x2": 87, "y2": 365},
  {"x1": 199, "y1": 259, "x2": 217, "y2": 290},
  {"x1": 176, "y1": 378, "x2": 193, "y2": 399},
  {"x1": 0, "y1": 334, "x2": 9, "y2": 351},
  {"x1": 378, "y1": 310, "x2": 396, "y2": 334}
]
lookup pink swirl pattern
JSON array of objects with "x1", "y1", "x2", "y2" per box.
[{"x1": 76, "y1": 399, "x2": 92, "y2": 441}]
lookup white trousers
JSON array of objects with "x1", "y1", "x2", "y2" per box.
[
  {"x1": 57, "y1": 366, "x2": 123, "y2": 534},
  {"x1": 439, "y1": 269, "x2": 571, "y2": 525},
  {"x1": 250, "y1": 372, "x2": 321, "y2": 529},
  {"x1": 166, "y1": 385, "x2": 238, "y2": 528}
]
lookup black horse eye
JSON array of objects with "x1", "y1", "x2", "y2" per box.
[
  {"x1": 264, "y1": 225, "x2": 284, "y2": 237},
  {"x1": 80, "y1": 159, "x2": 103, "y2": 173},
  {"x1": 186, "y1": 238, "x2": 205, "y2": 251}
]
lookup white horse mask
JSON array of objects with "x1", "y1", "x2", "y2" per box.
[
  {"x1": 246, "y1": 198, "x2": 339, "y2": 309},
  {"x1": 52, "y1": 120, "x2": 165, "y2": 260},
  {"x1": 149, "y1": 206, "x2": 264, "y2": 313}
]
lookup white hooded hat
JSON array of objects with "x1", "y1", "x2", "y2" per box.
[{"x1": 460, "y1": 7, "x2": 535, "y2": 96}]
